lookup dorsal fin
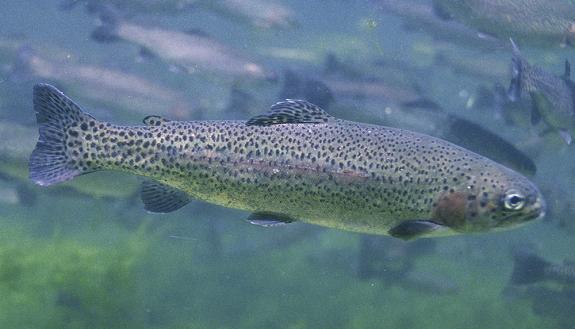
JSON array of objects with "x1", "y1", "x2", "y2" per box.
[
  {"x1": 143, "y1": 115, "x2": 170, "y2": 126},
  {"x1": 564, "y1": 60, "x2": 571, "y2": 80},
  {"x1": 246, "y1": 99, "x2": 334, "y2": 126}
]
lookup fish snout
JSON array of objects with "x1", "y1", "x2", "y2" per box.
[{"x1": 530, "y1": 194, "x2": 546, "y2": 221}]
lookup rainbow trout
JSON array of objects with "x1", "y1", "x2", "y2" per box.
[
  {"x1": 508, "y1": 40, "x2": 575, "y2": 144},
  {"x1": 29, "y1": 84, "x2": 545, "y2": 239}
]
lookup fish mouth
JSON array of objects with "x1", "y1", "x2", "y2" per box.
[{"x1": 527, "y1": 194, "x2": 546, "y2": 221}]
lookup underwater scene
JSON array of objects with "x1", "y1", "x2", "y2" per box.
[{"x1": 0, "y1": 0, "x2": 574, "y2": 328}]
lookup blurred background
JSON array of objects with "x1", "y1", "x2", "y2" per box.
[{"x1": 0, "y1": 0, "x2": 574, "y2": 328}]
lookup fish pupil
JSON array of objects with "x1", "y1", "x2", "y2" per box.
[{"x1": 509, "y1": 196, "x2": 522, "y2": 205}]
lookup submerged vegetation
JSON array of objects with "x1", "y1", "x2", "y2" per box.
[
  {"x1": 0, "y1": 214, "x2": 557, "y2": 328},
  {"x1": 0, "y1": 221, "x2": 148, "y2": 329}
]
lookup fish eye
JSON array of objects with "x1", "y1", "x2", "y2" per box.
[{"x1": 503, "y1": 190, "x2": 525, "y2": 210}]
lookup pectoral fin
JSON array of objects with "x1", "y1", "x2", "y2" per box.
[
  {"x1": 246, "y1": 212, "x2": 295, "y2": 227},
  {"x1": 141, "y1": 180, "x2": 191, "y2": 213},
  {"x1": 388, "y1": 220, "x2": 447, "y2": 240}
]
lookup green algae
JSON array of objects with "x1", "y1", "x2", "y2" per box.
[{"x1": 0, "y1": 225, "x2": 149, "y2": 329}]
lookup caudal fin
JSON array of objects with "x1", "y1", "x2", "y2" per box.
[
  {"x1": 510, "y1": 250, "x2": 549, "y2": 285},
  {"x1": 507, "y1": 39, "x2": 524, "y2": 102},
  {"x1": 29, "y1": 84, "x2": 96, "y2": 186}
]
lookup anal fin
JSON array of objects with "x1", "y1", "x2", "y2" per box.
[
  {"x1": 246, "y1": 212, "x2": 295, "y2": 227},
  {"x1": 141, "y1": 180, "x2": 190, "y2": 213}
]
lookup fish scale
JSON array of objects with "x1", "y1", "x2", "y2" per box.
[{"x1": 29, "y1": 84, "x2": 545, "y2": 239}]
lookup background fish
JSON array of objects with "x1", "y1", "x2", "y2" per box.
[
  {"x1": 63, "y1": 0, "x2": 296, "y2": 29},
  {"x1": 511, "y1": 249, "x2": 575, "y2": 286},
  {"x1": 371, "y1": 0, "x2": 504, "y2": 50},
  {"x1": 29, "y1": 84, "x2": 545, "y2": 240},
  {"x1": 8, "y1": 45, "x2": 195, "y2": 121},
  {"x1": 507, "y1": 42, "x2": 575, "y2": 144},
  {"x1": 197, "y1": 0, "x2": 296, "y2": 29},
  {"x1": 91, "y1": 7, "x2": 274, "y2": 80},
  {"x1": 433, "y1": 0, "x2": 575, "y2": 47},
  {"x1": 62, "y1": 0, "x2": 198, "y2": 14}
]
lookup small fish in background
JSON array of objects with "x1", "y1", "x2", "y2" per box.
[
  {"x1": 28, "y1": 84, "x2": 545, "y2": 240},
  {"x1": 370, "y1": 0, "x2": 504, "y2": 51},
  {"x1": 468, "y1": 83, "x2": 557, "y2": 159},
  {"x1": 510, "y1": 248, "x2": 575, "y2": 286},
  {"x1": 9, "y1": 45, "x2": 194, "y2": 121},
  {"x1": 197, "y1": 0, "x2": 297, "y2": 29},
  {"x1": 89, "y1": 5, "x2": 275, "y2": 81},
  {"x1": 62, "y1": 0, "x2": 296, "y2": 29},
  {"x1": 60, "y1": 0, "x2": 197, "y2": 16},
  {"x1": 319, "y1": 54, "x2": 441, "y2": 111},
  {"x1": 432, "y1": 0, "x2": 575, "y2": 48},
  {"x1": 507, "y1": 40, "x2": 575, "y2": 145},
  {"x1": 504, "y1": 246, "x2": 575, "y2": 326}
]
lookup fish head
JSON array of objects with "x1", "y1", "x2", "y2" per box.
[{"x1": 433, "y1": 168, "x2": 545, "y2": 234}]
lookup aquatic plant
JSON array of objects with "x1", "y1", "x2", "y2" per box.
[{"x1": 0, "y1": 225, "x2": 148, "y2": 329}]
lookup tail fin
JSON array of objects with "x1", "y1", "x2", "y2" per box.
[
  {"x1": 507, "y1": 39, "x2": 524, "y2": 102},
  {"x1": 511, "y1": 250, "x2": 550, "y2": 285},
  {"x1": 29, "y1": 84, "x2": 96, "y2": 186}
]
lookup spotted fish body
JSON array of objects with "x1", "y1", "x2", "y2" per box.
[{"x1": 30, "y1": 84, "x2": 545, "y2": 239}]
